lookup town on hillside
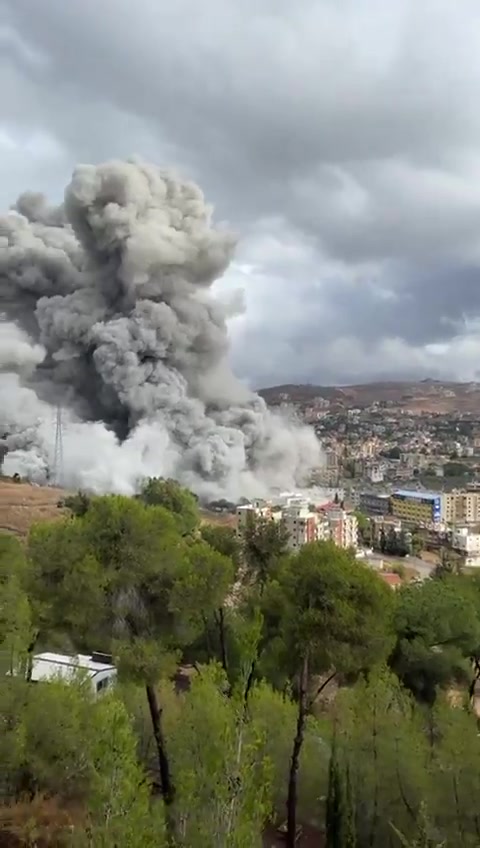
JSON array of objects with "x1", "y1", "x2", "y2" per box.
[{"x1": 230, "y1": 380, "x2": 480, "y2": 580}]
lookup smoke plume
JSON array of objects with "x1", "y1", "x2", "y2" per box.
[{"x1": 0, "y1": 159, "x2": 321, "y2": 499}]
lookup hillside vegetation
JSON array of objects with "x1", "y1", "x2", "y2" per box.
[{"x1": 2, "y1": 477, "x2": 480, "y2": 847}]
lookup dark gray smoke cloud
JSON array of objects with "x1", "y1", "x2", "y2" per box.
[{"x1": 0, "y1": 158, "x2": 321, "y2": 498}]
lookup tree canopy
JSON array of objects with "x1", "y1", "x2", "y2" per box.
[
  {"x1": 4, "y1": 480, "x2": 480, "y2": 846},
  {"x1": 138, "y1": 477, "x2": 199, "y2": 535}
]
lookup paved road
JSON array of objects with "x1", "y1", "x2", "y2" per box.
[{"x1": 364, "y1": 551, "x2": 436, "y2": 581}]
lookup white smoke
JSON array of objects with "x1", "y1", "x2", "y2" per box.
[{"x1": 0, "y1": 158, "x2": 322, "y2": 500}]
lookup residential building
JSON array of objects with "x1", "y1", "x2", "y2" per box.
[
  {"x1": 371, "y1": 515, "x2": 402, "y2": 532},
  {"x1": 451, "y1": 528, "x2": 480, "y2": 566},
  {"x1": 325, "y1": 449, "x2": 339, "y2": 470},
  {"x1": 323, "y1": 507, "x2": 358, "y2": 550},
  {"x1": 365, "y1": 462, "x2": 385, "y2": 483},
  {"x1": 359, "y1": 492, "x2": 391, "y2": 517},
  {"x1": 281, "y1": 503, "x2": 322, "y2": 551},
  {"x1": 390, "y1": 489, "x2": 442, "y2": 526},
  {"x1": 441, "y1": 490, "x2": 480, "y2": 525},
  {"x1": 235, "y1": 494, "x2": 358, "y2": 553},
  {"x1": 235, "y1": 503, "x2": 273, "y2": 534},
  {"x1": 379, "y1": 572, "x2": 402, "y2": 590}
]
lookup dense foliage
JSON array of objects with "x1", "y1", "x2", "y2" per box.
[{"x1": 2, "y1": 482, "x2": 480, "y2": 846}]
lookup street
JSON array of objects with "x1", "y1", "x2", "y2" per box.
[{"x1": 364, "y1": 551, "x2": 436, "y2": 581}]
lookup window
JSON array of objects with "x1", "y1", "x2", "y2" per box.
[{"x1": 96, "y1": 677, "x2": 110, "y2": 694}]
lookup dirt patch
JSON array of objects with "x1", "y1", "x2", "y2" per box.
[
  {"x1": 0, "y1": 478, "x2": 69, "y2": 539},
  {"x1": 419, "y1": 549, "x2": 440, "y2": 565},
  {"x1": 0, "y1": 482, "x2": 239, "y2": 540}
]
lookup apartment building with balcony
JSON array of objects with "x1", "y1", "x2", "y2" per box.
[
  {"x1": 281, "y1": 502, "x2": 325, "y2": 551},
  {"x1": 323, "y1": 507, "x2": 358, "y2": 550},
  {"x1": 442, "y1": 490, "x2": 480, "y2": 525},
  {"x1": 235, "y1": 498, "x2": 358, "y2": 553}
]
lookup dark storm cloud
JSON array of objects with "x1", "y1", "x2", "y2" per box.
[{"x1": 3, "y1": 0, "x2": 480, "y2": 384}]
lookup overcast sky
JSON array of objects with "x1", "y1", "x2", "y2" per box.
[{"x1": 3, "y1": 0, "x2": 480, "y2": 388}]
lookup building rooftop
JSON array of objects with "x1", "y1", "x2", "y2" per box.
[
  {"x1": 393, "y1": 489, "x2": 441, "y2": 502},
  {"x1": 379, "y1": 573, "x2": 403, "y2": 588},
  {"x1": 31, "y1": 652, "x2": 115, "y2": 683}
]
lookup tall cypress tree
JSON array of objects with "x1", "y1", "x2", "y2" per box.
[
  {"x1": 326, "y1": 734, "x2": 357, "y2": 848},
  {"x1": 343, "y1": 761, "x2": 356, "y2": 848}
]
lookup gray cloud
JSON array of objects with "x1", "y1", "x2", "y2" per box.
[{"x1": 2, "y1": 0, "x2": 480, "y2": 387}]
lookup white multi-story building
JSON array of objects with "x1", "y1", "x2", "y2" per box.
[
  {"x1": 442, "y1": 491, "x2": 480, "y2": 525},
  {"x1": 236, "y1": 498, "x2": 358, "y2": 553},
  {"x1": 281, "y1": 503, "x2": 326, "y2": 551},
  {"x1": 451, "y1": 528, "x2": 480, "y2": 566},
  {"x1": 324, "y1": 508, "x2": 358, "y2": 550},
  {"x1": 235, "y1": 503, "x2": 276, "y2": 535}
]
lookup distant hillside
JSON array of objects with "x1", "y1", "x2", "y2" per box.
[{"x1": 259, "y1": 380, "x2": 480, "y2": 414}]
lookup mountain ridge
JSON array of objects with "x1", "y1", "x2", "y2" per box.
[{"x1": 258, "y1": 379, "x2": 480, "y2": 414}]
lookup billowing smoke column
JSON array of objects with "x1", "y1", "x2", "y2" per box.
[{"x1": 0, "y1": 159, "x2": 321, "y2": 499}]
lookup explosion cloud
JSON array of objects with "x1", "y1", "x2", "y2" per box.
[{"x1": 0, "y1": 159, "x2": 321, "y2": 499}]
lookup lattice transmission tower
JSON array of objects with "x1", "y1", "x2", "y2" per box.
[{"x1": 52, "y1": 405, "x2": 64, "y2": 487}]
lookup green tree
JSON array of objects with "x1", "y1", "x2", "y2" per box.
[
  {"x1": 336, "y1": 668, "x2": 431, "y2": 848},
  {"x1": 242, "y1": 514, "x2": 289, "y2": 589},
  {"x1": 0, "y1": 533, "x2": 33, "y2": 676},
  {"x1": 390, "y1": 578, "x2": 480, "y2": 704},
  {"x1": 200, "y1": 524, "x2": 241, "y2": 569},
  {"x1": 139, "y1": 477, "x2": 199, "y2": 535},
  {"x1": 28, "y1": 496, "x2": 187, "y2": 827},
  {"x1": 22, "y1": 677, "x2": 95, "y2": 799},
  {"x1": 248, "y1": 680, "x2": 329, "y2": 825},
  {"x1": 197, "y1": 526, "x2": 241, "y2": 676},
  {"x1": 391, "y1": 804, "x2": 446, "y2": 848},
  {"x1": 170, "y1": 539, "x2": 235, "y2": 678},
  {"x1": 325, "y1": 733, "x2": 356, "y2": 848},
  {"x1": 63, "y1": 490, "x2": 92, "y2": 517},
  {"x1": 443, "y1": 461, "x2": 469, "y2": 477},
  {"x1": 411, "y1": 533, "x2": 422, "y2": 557},
  {"x1": 428, "y1": 697, "x2": 480, "y2": 845},
  {"x1": 434, "y1": 548, "x2": 463, "y2": 579},
  {"x1": 0, "y1": 676, "x2": 28, "y2": 802},
  {"x1": 262, "y1": 541, "x2": 395, "y2": 847},
  {"x1": 164, "y1": 664, "x2": 273, "y2": 847},
  {"x1": 354, "y1": 511, "x2": 372, "y2": 546},
  {"x1": 80, "y1": 693, "x2": 167, "y2": 847}
]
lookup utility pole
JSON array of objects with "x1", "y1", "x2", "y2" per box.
[{"x1": 52, "y1": 406, "x2": 64, "y2": 487}]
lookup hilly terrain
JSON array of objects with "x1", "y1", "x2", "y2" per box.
[
  {"x1": 259, "y1": 379, "x2": 480, "y2": 414},
  {"x1": 0, "y1": 477, "x2": 234, "y2": 540},
  {"x1": 0, "y1": 478, "x2": 68, "y2": 539}
]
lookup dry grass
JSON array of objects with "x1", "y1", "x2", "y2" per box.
[
  {"x1": 419, "y1": 549, "x2": 440, "y2": 565},
  {"x1": 0, "y1": 481, "x2": 237, "y2": 541},
  {"x1": 0, "y1": 478, "x2": 69, "y2": 540},
  {"x1": 199, "y1": 509, "x2": 236, "y2": 528},
  {"x1": 0, "y1": 796, "x2": 82, "y2": 846}
]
